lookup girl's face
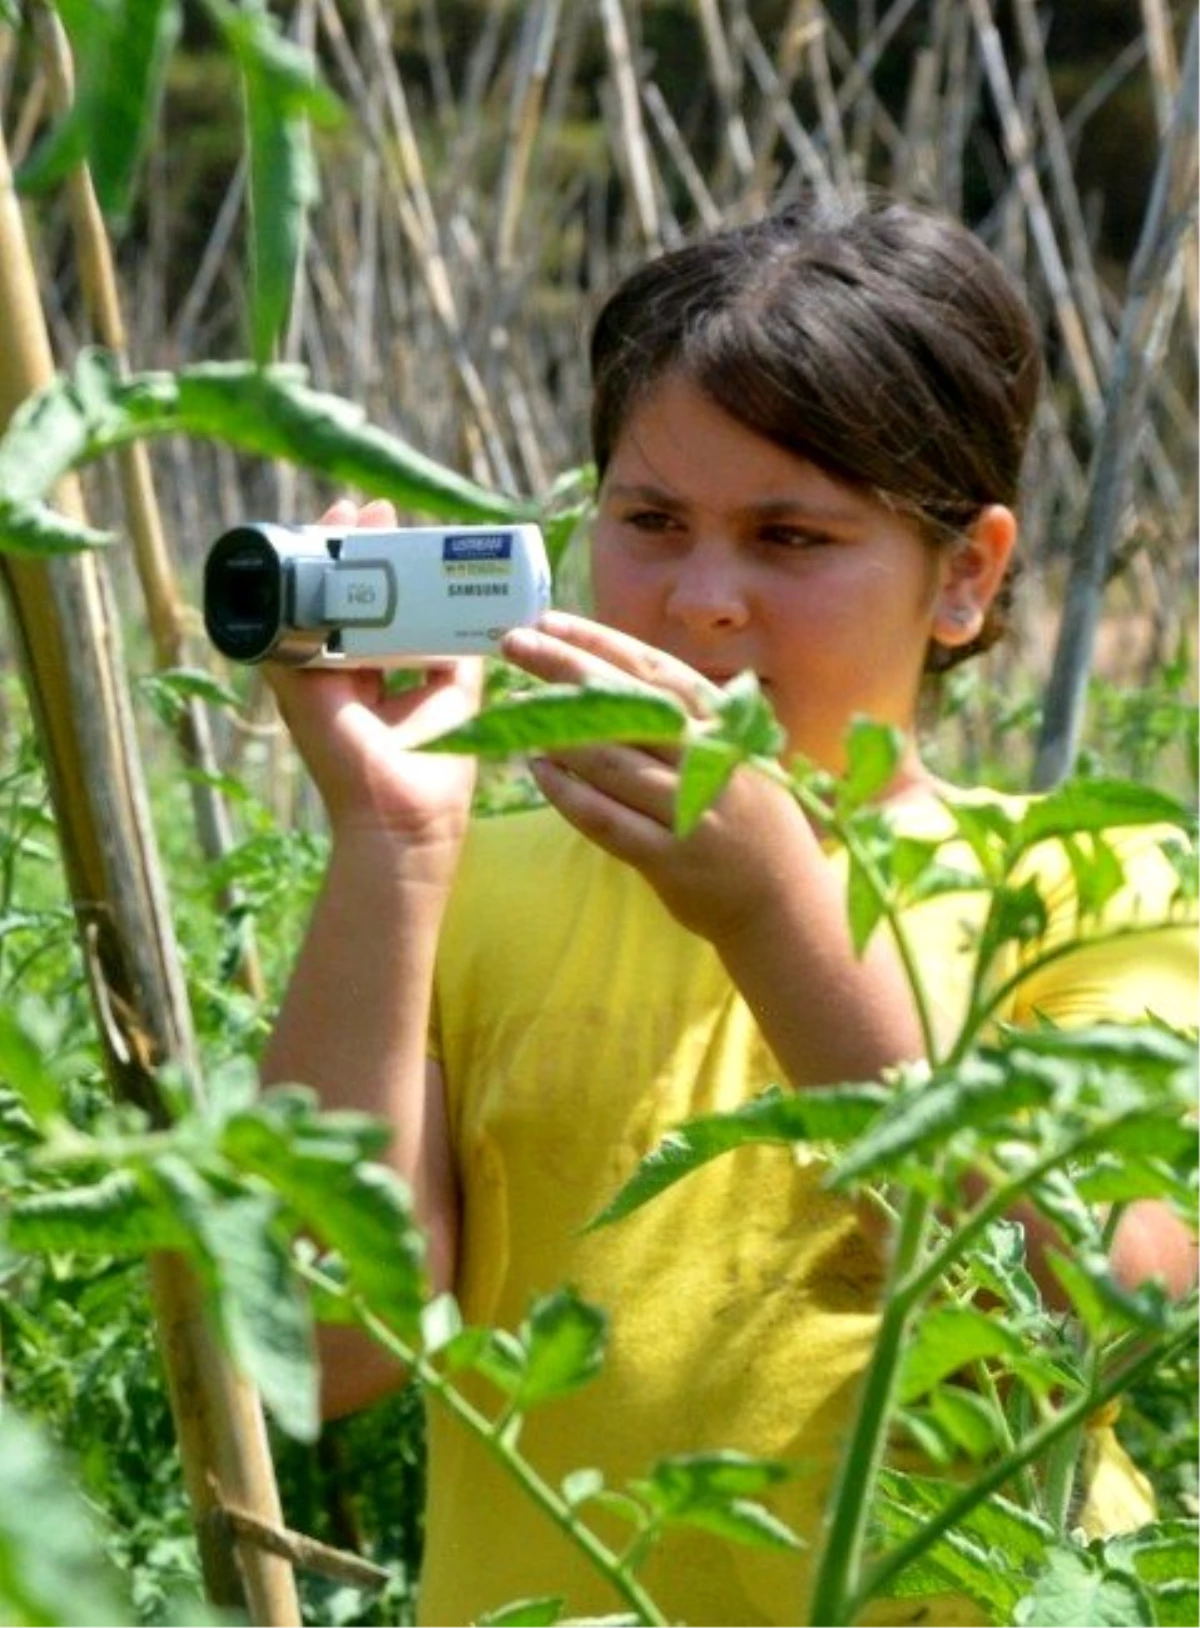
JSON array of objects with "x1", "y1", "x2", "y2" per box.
[{"x1": 590, "y1": 373, "x2": 964, "y2": 773}]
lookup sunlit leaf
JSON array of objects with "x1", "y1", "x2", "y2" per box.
[
  {"x1": 633, "y1": 1452, "x2": 800, "y2": 1552},
  {"x1": 874, "y1": 1471, "x2": 1053, "y2": 1615},
  {"x1": 151, "y1": 1155, "x2": 320, "y2": 1442},
  {"x1": 1104, "y1": 1520, "x2": 1199, "y2": 1582},
  {"x1": 838, "y1": 720, "x2": 904, "y2": 814},
  {"x1": 829, "y1": 1054, "x2": 1049, "y2": 1186},
  {"x1": 220, "y1": 1091, "x2": 425, "y2": 1334},
  {"x1": 674, "y1": 737, "x2": 739, "y2": 836},
  {"x1": 588, "y1": 1083, "x2": 888, "y2": 1230},
  {"x1": 7, "y1": 1169, "x2": 188, "y2": 1256},
  {"x1": 965, "y1": 1219, "x2": 1042, "y2": 1318},
  {"x1": 513, "y1": 1290, "x2": 607, "y2": 1409},
  {"x1": 1017, "y1": 780, "x2": 1194, "y2": 846},
  {"x1": 899, "y1": 1307, "x2": 1027, "y2": 1404},
  {"x1": 207, "y1": 0, "x2": 343, "y2": 362},
  {"x1": 1013, "y1": 1544, "x2": 1154, "y2": 1626},
  {"x1": 0, "y1": 353, "x2": 522, "y2": 523},
  {"x1": 0, "y1": 497, "x2": 113, "y2": 557},
  {"x1": 424, "y1": 686, "x2": 686, "y2": 759},
  {"x1": 0, "y1": 1411, "x2": 136, "y2": 1626},
  {"x1": 476, "y1": 1597, "x2": 566, "y2": 1626},
  {"x1": 710, "y1": 672, "x2": 785, "y2": 758},
  {"x1": 560, "y1": 1467, "x2": 605, "y2": 1507},
  {"x1": 0, "y1": 1006, "x2": 63, "y2": 1126}
]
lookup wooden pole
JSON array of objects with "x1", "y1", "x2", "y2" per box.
[
  {"x1": 31, "y1": 0, "x2": 265, "y2": 1001},
  {"x1": 0, "y1": 110, "x2": 300, "y2": 1627}
]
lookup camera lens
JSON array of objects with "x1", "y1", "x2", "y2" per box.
[{"x1": 204, "y1": 528, "x2": 283, "y2": 662}]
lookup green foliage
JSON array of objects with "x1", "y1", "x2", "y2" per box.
[
  {"x1": 0, "y1": 351, "x2": 526, "y2": 560},
  {"x1": 18, "y1": 0, "x2": 181, "y2": 225},
  {"x1": 0, "y1": 1408, "x2": 143, "y2": 1626}
]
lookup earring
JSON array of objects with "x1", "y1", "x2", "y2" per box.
[{"x1": 943, "y1": 606, "x2": 974, "y2": 627}]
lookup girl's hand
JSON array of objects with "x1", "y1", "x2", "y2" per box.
[
  {"x1": 500, "y1": 611, "x2": 819, "y2": 944},
  {"x1": 266, "y1": 500, "x2": 482, "y2": 862}
]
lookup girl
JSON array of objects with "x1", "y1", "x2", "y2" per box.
[{"x1": 264, "y1": 191, "x2": 1196, "y2": 1626}]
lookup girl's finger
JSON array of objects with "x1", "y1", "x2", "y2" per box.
[
  {"x1": 530, "y1": 756, "x2": 676, "y2": 860},
  {"x1": 541, "y1": 743, "x2": 678, "y2": 828},
  {"x1": 503, "y1": 613, "x2": 722, "y2": 715}
]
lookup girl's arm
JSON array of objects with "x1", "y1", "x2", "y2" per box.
[{"x1": 262, "y1": 499, "x2": 478, "y2": 1416}]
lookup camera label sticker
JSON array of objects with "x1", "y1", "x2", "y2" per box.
[{"x1": 443, "y1": 532, "x2": 514, "y2": 563}]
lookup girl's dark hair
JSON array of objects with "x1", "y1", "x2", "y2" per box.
[{"x1": 589, "y1": 190, "x2": 1043, "y2": 669}]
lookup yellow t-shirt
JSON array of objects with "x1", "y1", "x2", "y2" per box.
[{"x1": 420, "y1": 796, "x2": 1196, "y2": 1627}]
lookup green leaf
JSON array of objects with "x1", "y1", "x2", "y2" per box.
[
  {"x1": 927, "y1": 1385, "x2": 1007, "y2": 1460},
  {"x1": 0, "y1": 1005, "x2": 63, "y2": 1126},
  {"x1": 987, "y1": 875, "x2": 1050, "y2": 949},
  {"x1": 0, "y1": 497, "x2": 114, "y2": 557},
  {"x1": 424, "y1": 686, "x2": 686, "y2": 759},
  {"x1": 966, "y1": 1219, "x2": 1042, "y2": 1318},
  {"x1": 1017, "y1": 780, "x2": 1193, "y2": 846},
  {"x1": 709, "y1": 671, "x2": 786, "y2": 757},
  {"x1": 151, "y1": 1155, "x2": 320, "y2": 1442},
  {"x1": 1013, "y1": 1545, "x2": 1154, "y2": 1626},
  {"x1": 874, "y1": 1471, "x2": 1055, "y2": 1615},
  {"x1": 1062, "y1": 832, "x2": 1127, "y2": 920},
  {"x1": 838, "y1": 720, "x2": 904, "y2": 814},
  {"x1": 18, "y1": 1, "x2": 181, "y2": 225},
  {"x1": 588, "y1": 1083, "x2": 888, "y2": 1229},
  {"x1": 7, "y1": 1169, "x2": 189, "y2": 1256},
  {"x1": 845, "y1": 847, "x2": 888, "y2": 955},
  {"x1": 0, "y1": 1410, "x2": 136, "y2": 1626},
  {"x1": 674, "y1": 737, "x2": 739, "y2": 836},
  {"x1": 633, "y1": 1452, "x2": 800, "y2": 1552},
  {"x1": 476, "y1": 1598, "x2": 566, "y2": 1627},
  {"x1": 898, "y1": 1306, "x2": 1027, "y2": 1404},
  {"x1": 207, "y1": 0, "x2": 343, "y2": 361},
  {"x1": 0, "y1": 354, "x2": 523, "y2": 523},
  {"x1": 1104, "y1": 1520, "x2": 1199, "y2": 1582},
  {"x1": 829, "y1": 1052, "x2": 1048, "y2": 1187},
  {"x1": 137, "y1": 666, "x2": 243, "y2": 728},
  {"x1": 513, "y1": 1291, "x2": 608, "y2": 1409},
  {"x1": 220, "y1": 1090, "x2": 425, "y2": 1335}
]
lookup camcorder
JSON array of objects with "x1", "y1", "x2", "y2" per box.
[{"x1": 203, "y1": 520, "x2": 551, "y2": 667}]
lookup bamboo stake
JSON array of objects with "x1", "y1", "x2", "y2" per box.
[
  {"x1": 694, "y1": 0, "x2": 756, "y2": 199},
  {"x1": 0, "y1": 114, "x2": 299, "y2": 1628},
  {"x1": 492, "y1": 0, "x2": 562, "y2": 275},
  {"x1": 1140, "y1": 0, "x2": 1198, "y2": 339},
  {"x1": 965, "y1": 0, "x2": 1105, "y2": 430},
  {"x1": 1032, "y1": 10, "x2": 1198, "y2": 789},
  {"x1": 598, "y1": 0, "x2": 663, "y2": 252},
  {"x1": 797, "y1": 0, "x2": 854, "y2": 187},
  {"x1": 32, "y1": 0, "x2": 265, "y2": 1003}
]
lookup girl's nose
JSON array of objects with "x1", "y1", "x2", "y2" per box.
[{"x1": 665, "y1": 545, "x2": 751, "y2": 633}]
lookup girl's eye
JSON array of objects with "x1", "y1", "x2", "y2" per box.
[
  {"x1": 622, "y1": 509, "x2": 682, "y2": 534},
  {"x1": 758, "y1": 524, "x2": 835, "y2": 550}
]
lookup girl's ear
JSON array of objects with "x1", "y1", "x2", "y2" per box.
[{"x1": 931, "y1": 505, "x2": 1017, "y2": 648}]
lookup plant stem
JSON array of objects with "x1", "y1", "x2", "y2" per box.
[
  {"x1": 852, "y1": 1321, "x2": 1196, "y2": 1616},
  {"x1": 348, "y1": 1296, "x2": 670, "y2": 1627},
  {"x1": 783, "y1": 768, "x2": 941, "y2": 1061},
  {"x1": 897, "y1": 1111, "x2": 1152, "y2": 1310},
  {"x1": 806, "y1": 1186, "x2": 933, "y2": 1626}
]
